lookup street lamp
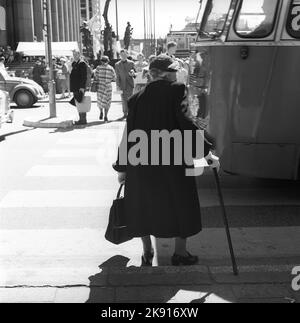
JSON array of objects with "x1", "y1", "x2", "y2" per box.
[{"x1": 43, "y1": 0, "x2": 56, "y2": 118}]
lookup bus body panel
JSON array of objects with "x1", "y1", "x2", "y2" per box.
[{"x1": 189, "y1": 0, "x2": 300, "y2": 179}]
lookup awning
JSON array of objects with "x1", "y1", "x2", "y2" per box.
[{"x1": 16, "y1": 42, "x2": 79, "y2": 57}]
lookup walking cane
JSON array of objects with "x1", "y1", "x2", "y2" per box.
[{"x1": 208, "y1": 161, "x2": 239, "y2": 276}]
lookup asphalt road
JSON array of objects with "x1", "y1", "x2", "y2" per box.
[{"x1": 0, "y1": 100, "x2": 300, "y2": 289}]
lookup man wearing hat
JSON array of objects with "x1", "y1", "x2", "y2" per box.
[
  {"x1": 94, "y1": 56, "x2": 116, "y2": 122},
  {"x1": 113, "y1": 55, "x2": 219, "y2": 267}
]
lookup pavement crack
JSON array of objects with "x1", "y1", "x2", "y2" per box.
[{"x1": 0, "y1": 285, "x2": 90, "y2": 289}]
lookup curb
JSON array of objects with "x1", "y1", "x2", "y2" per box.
[{"x1": 23, "y1": 118, "x2": 74, "y2": 129}]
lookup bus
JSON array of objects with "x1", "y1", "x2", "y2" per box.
[{"x1": 189, "y1": 0, "x2": 300, "y2": 180}]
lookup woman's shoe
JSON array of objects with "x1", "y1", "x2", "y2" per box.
[
  {"x1": 104, "y1": 117, "x2": 108, "y2": 123},
  {"x1": 141, "y1": 251, "x2": 154, "y2": 267},
  {"x1": 171, "y1": 253, "x2": 199, "y2": 266},
  {"x1": 99, "y1": 111, "x2": 104, "y2": 120}
]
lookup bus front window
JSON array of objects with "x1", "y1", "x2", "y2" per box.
[
  {"x1": 199, "y1": 0, "x2": 232, "y2": 38},
  {"x1": 235, "y1": 0, "x2": 279, "y2": 38}
]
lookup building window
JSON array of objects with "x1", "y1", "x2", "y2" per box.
[
  {"x1": 0, "y1": 5, "x2": 6, "y2": 31},
  {"x1": 235, "y1": 0, "x2": 279, "y2": 38},
  {"x1": 286, "y1": 0, "x2": 300, "y2": 39}
]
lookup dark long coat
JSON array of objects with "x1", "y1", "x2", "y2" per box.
[
  {"x1": 114, "y1": 80, "x2": 212, "y2": 239},
  {"x1": 70, "y1": 59, "x2": 88, "y2": 93}
]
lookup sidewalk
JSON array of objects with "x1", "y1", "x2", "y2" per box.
[{"x1": 0, "y1": 264, "x2": 298, "y2": 303}]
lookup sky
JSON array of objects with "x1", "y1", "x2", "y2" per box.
[{"x1": 107, "y1": 0, "x2": 201, "y2": 39}]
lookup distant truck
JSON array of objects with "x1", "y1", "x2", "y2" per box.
[
  {"x1": 0, "y1": 68, "x2": 45, "y2": 109},
  {"x1": 0, "y1": 90, "x2": 13, "y2": 129}
]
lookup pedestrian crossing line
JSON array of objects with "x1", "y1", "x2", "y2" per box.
[
  {"x1": 44, "y1": 149, "x2": 109, "y2": 158},
  {"x1": 1, "y1": 188, "x2": 300, "y2": 209},
  {"x1": 0, "y1": 190, "x2": 116, "y2": 208},
  {"x1": 56, "y1": 131, "x2": 123, "y2": 146},
  {"x1": 26, "y1": 165, "x2": 116, "y2": 177},
  {"x1": 1, "y1": 227, "x2": 300, "y2": 267}
]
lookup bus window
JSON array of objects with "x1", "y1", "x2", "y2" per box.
[
  {"x1": 286, "y1": 0, "x2": 300, "y2": 39},
  {"x1": 199, "y1": 0, "x2": 232, "y2": 39},
  {"x1": 235, "y1": 0, "x2": 279, "y2": 38}
]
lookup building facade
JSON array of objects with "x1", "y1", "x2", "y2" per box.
[
  {"x1": 0, "y1": 0, "x2": 81, "y2": 49},
  {"x1": 80, "y1": 0, "x2": 94, "y2": 22}
]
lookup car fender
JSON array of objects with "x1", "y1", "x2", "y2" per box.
[{"x1": 11, "y1": 84, "x2": 37, "y2": 101}]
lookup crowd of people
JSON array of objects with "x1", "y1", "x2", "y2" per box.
[
  {"x1": 68, "y1": 42, "x2": 193, "y2": 126},
  {"x1": 1, "y1": 41, "x2": 204, "y2": 125},
  {"x1": 0, "y1": 45, "x2": 15, "y2": 64}
]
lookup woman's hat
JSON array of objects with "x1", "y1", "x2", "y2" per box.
[{"x1": 149, "y1": 55, "x2": 179, "y2": 72}]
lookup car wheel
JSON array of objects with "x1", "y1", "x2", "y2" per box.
[{"x1": 14, "y1": 90, "x2": 35, "y2": 108}]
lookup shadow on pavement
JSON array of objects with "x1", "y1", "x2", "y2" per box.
[
  {"x1": 10, "y1": 104, "x2": 43, "y2": 110},
  {"x1": 0, "y1": 127, "x2": 37, "y2": 139},
  {"x1": 49, "y1": 119, "x2": 125, "y2": 134},
  {"x1": 86, "y1": 255, "x2": 237, "y2": 304}
]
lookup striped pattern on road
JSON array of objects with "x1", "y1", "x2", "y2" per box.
[{"x1": 26, "y1": 165, "x2": 115, "y2": 177}]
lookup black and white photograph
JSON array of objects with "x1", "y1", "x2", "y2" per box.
[{"x1": 0, "y1": 0, "x2": 300, "y2": 309}]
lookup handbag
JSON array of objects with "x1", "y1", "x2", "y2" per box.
[
  {"x1": 105, "y1": 184, "x2": 131, "y2": 245},
  {"x1": 75, "y1": 92, "x2": 92, "y2": 113}
]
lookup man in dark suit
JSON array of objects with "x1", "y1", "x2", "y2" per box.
[
  {"x1": 115, "y1": 49, "x2": 135, "y2": 118},
  {"x1": 70, "y1": 50, "x2": 88, "y2": 125}
]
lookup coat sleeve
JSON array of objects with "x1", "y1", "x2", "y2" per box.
[
  {"x1": 113, "y1": 95, "x2": 137, "y2": 173},
  {"x1": 173, "y1": 83, "x2": 212, "y2": 158},
  {"x1": 79, "y1": 61, "x2": 87, "y2": 89}
]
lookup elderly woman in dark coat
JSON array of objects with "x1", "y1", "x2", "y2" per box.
[{"x1": 114, "y1": 55, "x2": 219, "y2": 267}]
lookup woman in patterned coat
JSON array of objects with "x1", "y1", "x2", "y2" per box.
[{"x1": 94, "y1": 56, "x2": 116, "y2": 122}]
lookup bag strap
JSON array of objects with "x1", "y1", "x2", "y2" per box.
[{"x1": 117, "y1": 184, "x2": 125, "y2": 199}]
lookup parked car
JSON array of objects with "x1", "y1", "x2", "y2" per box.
[
  {"x1": 0, "y1": 68, "x2": 45, "y2": 108},
  {"x1": 0, "y1": 90, "x2": 14, "y2": 128}
]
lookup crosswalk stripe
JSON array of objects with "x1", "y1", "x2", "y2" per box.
[
  {"x1": 44, "y1": 149, "x2": 106, "y2": 158},
  {"x1": 26, "y1": 165, "x2": 116, "y2": 177},
  {"x1": 0, "y1": 190, "x2": 116, "y2": 208},
  {"x1": 0, "y1": 188, "x2": 299, "y2": 209}
]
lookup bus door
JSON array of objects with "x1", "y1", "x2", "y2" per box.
[{"x1": 226, "y1": 0, "x2": 282, "y2": 143}]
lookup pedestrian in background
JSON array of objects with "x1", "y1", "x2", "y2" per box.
[
  {"x1": 70, "y1": 51, "x2": 88, "y2": 126},
  {"x1": 176, "y1": 59, "x2": 189, "y2": 85},
  {"x1": 113, "y1": 55, "x2": 219, "y2": 267},
  {"x1": 32, "y1": 60, "x2": 44, "y2": 87},
  {"x1": 85, "y1": 60, "x2": 93, "y2": 91},
  {"x1": 133, "y1": 53, "x2": 148, "y2": 94},
  {"x1": 166, "y1": 41, "x2": 178, "y2": 59},
  {"x1": 0, "y1": 56, "x2": 6, "y2": 72},
  {"x1": 115, "y1": 49, "x2": 135, "y2": 119},
  {"x1": 94, "y1": 56, "x2": 116, "y2": 123},
  {"x1": 59, "y1": 58, "x2": 71, "y2": 99}
]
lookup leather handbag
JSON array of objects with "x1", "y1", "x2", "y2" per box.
[{"x1": 105, "y1": 184, "x2": 131, "y2": 245}]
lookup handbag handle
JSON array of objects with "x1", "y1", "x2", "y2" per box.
[{"x1": 117, "y1": 184, "x2": 125, "y2": 199}]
